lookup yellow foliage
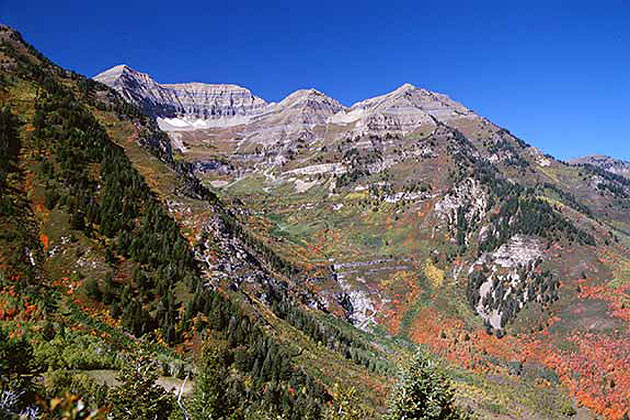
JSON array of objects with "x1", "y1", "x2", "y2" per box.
[{"x1": 423, "y1": 259, "x2": 444, "y2": 289}]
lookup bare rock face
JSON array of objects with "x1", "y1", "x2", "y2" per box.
[
  {"x1": 158, "y1": 82, "x2": 268, "y2": 128},
  {"x1": 329, "y1": 83, "x2": 475, "y2": 137},
  {"x1": 469, "y1": 235, "x2": 550, "y2": 331},
  {"x1": 240, "y1": 88, "x2": 347, "y2": 148},
  {"x1": 94, "y1": 64, "x2": 180, "y2": 117},
  {"x1": 570, "y1": 154, "x2": 630, "y2": 179},
  {"x1": 93, "y1": 65, "x2": 267, "y2": 128},
  {"x1": 94, "y1": 66, "x2": 479, "y2": 149},
  {"x1": 435, "y1": 178, "x2": 488, "y2": 245}
]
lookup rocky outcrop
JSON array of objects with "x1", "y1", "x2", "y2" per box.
[
  {"x1": 467, "y1": 235, "x2": 555, "y2": 331},
  {"x1": 570, "y1": 154, "x2": 630, "y2": 179},
  {"x1": 94, "y1": 65, "x2": 267, "y2": 127},
  {"x1": 94, "y1": 66, "x2": 480, "y2": 148},
  {"x1": 435, "y1": 178, "x2": 489, "y2": 245}
]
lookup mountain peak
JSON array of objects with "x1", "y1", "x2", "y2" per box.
[
  {"x1": 286, "y1": 88, "x2": 325, "y2": 97},
  {"x1": 394, "y1": 82, "x2": 418, "y2": 92},
  {"x1": 94, "y1": 65, "x2": 267, "y2": 123},
  {"x1": 280, "y1": 88, "x2": 344, "y2": 110},
  {"x1": 349, "y1": 83, "x2": 470, "y2": 117},
  {"x1": 93, "y1": 64, "x2": 158, "y2": 91},
  {"x1": 94, "y1": 63, "x2": 136, "y2": 79},
  {"x1": 108, "y1": 63, "x2": 133, "y2": 72},
  {"x1": 263, "y1": 88, "x2": 346, "y2": 129}
]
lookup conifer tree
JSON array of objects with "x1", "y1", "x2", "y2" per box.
[
  {"x1": 107, "y1": 355, "x2": 174, "y2": 420},
  {"x1": 189, "y1": 345, "x2": 235, "y2": 419},
  {"x1": 387, "y1": 351, "x2": 468, "y2": 420}
]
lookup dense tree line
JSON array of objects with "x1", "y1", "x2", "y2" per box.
[
  {"x1": 0, "y1": 106, "x2": 21, "y2": 197},
  {"x1": 269, "y1": 291, "x2": 393, "y2": 376},
  {"x1": 183, "y1": 285, "x2": 331, "y2": 418},
  {"x1": 30, "y1": 88, "x2": 196, "y2": 342},
  {"x1": 471, "y1": 160, "x2": 595, "y2": 253},
  {"x1": 478, "y1": 195, "x2": 595, "y2": 253},
  {"x1": 2, "y1": 30, "x2": 201, "y2": 344},
  {"x1": 538, "y1": 182, "x2": 593, "y2": 217}
]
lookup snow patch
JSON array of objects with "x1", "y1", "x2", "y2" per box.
[{"x1": 157, "y1": 115, "x2": 253, "y2": 131}]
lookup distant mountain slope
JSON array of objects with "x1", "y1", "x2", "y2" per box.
[
  {"x1": 94, "y1": 64, "x2": 268, "y2": 127},
  {"x1": 571, "y1": 154, "x2": 630, "y2": 179}
]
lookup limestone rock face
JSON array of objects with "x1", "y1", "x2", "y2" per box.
[
  {"x1": 159, "y1": 82, "x2": 268, "y2": 121},
  {"x1": 240, "y1": 88, "x2": 347, "y2": 147},
  {"x1": 94, "y1": 65, "x2": 267, "y2": 128},
  {"x1": 94, "y1": 66, "x2": 477, "y2": 143},
  {"x1": 570, "y1": 154, "x2": 630, "y2": 179},
  {"x1": 329, "y1": 83, "x2": 475, "y2": 137},
  {"x1": 94, "y1": 65, "x2": 180, "y2": 117}
]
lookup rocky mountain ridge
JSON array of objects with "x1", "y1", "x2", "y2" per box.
[
  {"x1": 94, "y1": 64, "x2": 268, "y2": 128},
  {"x1": 571, "y1": 154, "x2": 630, "y2": 179},
  {"x1": 94, "y1": 64, "x2": 479, "y2": 142}
]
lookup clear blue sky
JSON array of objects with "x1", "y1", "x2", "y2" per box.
[{"x1": 3, "y1": 0, "x2": 629, "y2": 160}]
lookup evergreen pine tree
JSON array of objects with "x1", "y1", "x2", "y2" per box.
[
  {"x1": 107, "y1": 355, "x2": 174, "y2": 420},
  {"x1": 387, "y1": 351, "x2": 468, "y2": 420}
]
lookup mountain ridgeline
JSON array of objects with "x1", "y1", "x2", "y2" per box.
[{"x1": 1, "y1": 24, "x2": 630, "y2": 420}]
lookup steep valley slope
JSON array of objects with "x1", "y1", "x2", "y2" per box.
[{"x1": 0, "y1": 24, "x2": 629, "y2": 420}]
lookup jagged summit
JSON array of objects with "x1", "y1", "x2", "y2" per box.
[
  {"x1": 393, "y1": 82, "x2": 418, "y2": 92},
  {"x1": 284, "y1": 88, "x2": 326, "y2": 98},
  {"x1": 94, "y1": 64, "x2": 151, "y2": 86},
  {"x1": 93, "y1": 65, "x2": 479, "y2": 137},
  {"x1": 348, "y1": 82, "x2": 473, "y2": 121},
  {"x1": 94, "y1": 64, "x2": 267, "y2": 126},
  {"x1": 278, "y1": 88, "x2": 346, "y2": 124},
  {"x1": 281, "y1": 88, "x2": 343, "y2": 106},
  {"x1": 93, "y1": 63, "x2": 129, "y2": 76},
  {"x1": 94, "y1": 63, "x2": 132, "y2": 74}
]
